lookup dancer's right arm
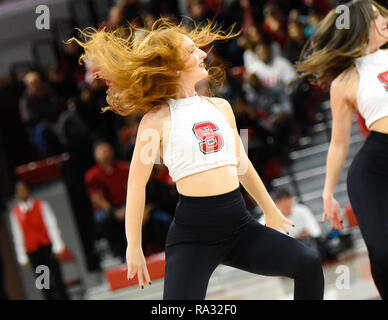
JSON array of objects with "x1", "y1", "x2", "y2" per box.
[
  {"x1": 125, "y1": 108, "x2": 162, "y2": 288},
  {"x1": 322, "y1": 77, "x2": 355, "y2": 230}
]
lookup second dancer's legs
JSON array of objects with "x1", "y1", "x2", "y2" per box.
[{"x1": 347, "y1": 131, "x2": 388, "y2": 300}]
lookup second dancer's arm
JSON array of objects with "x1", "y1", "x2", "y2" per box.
[{"x1": 322, "y1": 77, "x2": 356, "y2": 230}]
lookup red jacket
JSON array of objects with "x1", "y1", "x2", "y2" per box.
[{"x1": 12, "y1": 199, "x2": 51, "y2": 253}]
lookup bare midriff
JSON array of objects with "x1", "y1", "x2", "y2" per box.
[
  {"x1": 369, "y1": 116, "x2": 388, "y2": 134},
  {"x1": 175, "y1": 164, "x2": 240, "y2": 197}
]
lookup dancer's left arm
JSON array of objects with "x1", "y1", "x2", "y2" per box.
[{"x1": 214, "y1": 98, "x2": 294, "y2": 234}]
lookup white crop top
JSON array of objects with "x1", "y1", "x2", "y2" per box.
[
  {"x1": 354, "y1": 48, "x2": 388, "y2": 128},
  {"x1": 162, "y1": 94, "x2": 238, "y2": 182}
]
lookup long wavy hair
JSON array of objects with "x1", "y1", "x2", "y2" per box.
[
  {"x1": 295, "y1": 0, "x2": 388, "y2": 90},
  {"x1": 65, "y1": 18, "x2": 239, "y2": 116}
]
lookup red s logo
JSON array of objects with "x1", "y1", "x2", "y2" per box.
[
  {"x1": 377, "y1": 71, "x2": 388, "y2": 91},
  {"x1": 192, "y1": 121, "x2": 224, "y2": 154}
]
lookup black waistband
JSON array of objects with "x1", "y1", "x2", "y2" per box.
[
  {"x1": 178, "y1": 186, "x2": 241, "y2": 207},
  {"x1": 367, "y1": 130, "x2": 388, "y2": 145}
]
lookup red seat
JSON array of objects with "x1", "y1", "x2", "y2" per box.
[
  {"x1": 15, "y1": 153, "x2": 69, "y2": 185},
  {"x1": 104, "y1": 252, "x2": 166, "y2": 291},
  {"x1": 345, "y1": 204, "x2": 359, "y2": 228}
]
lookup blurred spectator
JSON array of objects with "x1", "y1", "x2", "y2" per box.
[
  {"x1": 119, "y1": 0, "x2": 142, "y2": 26},
  {"x1": 220, "y1": 0, "x2": 265, "y2": 31},
  {"x1": 259, "y1": 188, "x2": 322, "y2": 240},
  {"x1": 232, "y1": 98, "x2": 279, "y2": 184},
  {"x1": 186, "y1": 0, "x2": 213, "y2": 25},
  {"x1": 214, "y1": 0, "x2": 266, "y2": 66},
  {"x1": 78, "y1": 63, "x2": 122, "y2": 145},
  {"x1": 149, "y1": 0, "x2": 180, "y2": 17},
  {"x1": 18, "y1": 72, "x2": 63, "y2": 159},
  {"x1": 242, "y1": 73, "x2": 294, "y2": 154},
  {"x1": 57, "y1": 98, "x2": 94, "y2": 171},
  {"x1": 203, "y1": 0, "x2": 225, "y2": 14},
  {"x1": 243, "y1": 41, "x2": 298, "y2": 89},
  {"x1": 304, "y1": 10, "x2": 321, "y2": 38},
  {"x1": 261, "y1": 3, "x2": 289, "y2": 49},
  {"x1": 9, "y1": 182, "x2": 68, "y2": 300},
  {"x1": 284, "y1": 21, "x2": 307, "y2": 64},
  {"x1": 99, "y1": 5, "x2": 125, "y2": 31},
  {"x1": 47, "y1": 41, "x2": 85, "y2": 102},
  {"x1": 84, "y1": 141, "x2": 128, "y2": 258}
]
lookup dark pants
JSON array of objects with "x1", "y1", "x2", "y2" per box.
[
  {"x1": 94, "y1": 208, "x2": 126, "y2": 258},
  {"x1": 163, "y1": 187, "x2": 324, "y2": 300},
  {"x1": 27, "y1": 244, "x2": 69, "y2": 300},
  {"x1": 347, "y1": 130, "x2": 388, "y2": 300}
]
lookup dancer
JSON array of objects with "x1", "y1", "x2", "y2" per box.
[
  {"x1": 68, "y1": 18, "x2": 324, "y2": 300},
  {"x1": 296, "y1": 0, "x2": 388, "y2": 299}
]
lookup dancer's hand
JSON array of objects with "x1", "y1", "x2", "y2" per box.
[
  {"x1": 322, "y1": 195, "x2": 344, "y2": 230},
  {"x1": 126, "y1": 245, "x2": 151, "y2": 289},
  {"x1": 264, "y1": 208, "x2": 295, "y2": 235}
]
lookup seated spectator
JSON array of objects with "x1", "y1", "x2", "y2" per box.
[
  {"x1": 243, "y1": 73, "x2": 292, "y2": 120},
  {"x1": 84, "y1": 141, "x2": 129, "y2": 258},
  {"x1": 18, "y1": 71, "x2": 63, "y2": 159},
  {"x1": 242, "y1": 72, "x2": 295, "y2": 157},
  {"x1": 243, "y1": 41, "x2": 298, "y2": 89},
  {"x1": 9, "y1": 182, "x2": 69, "y2": 300},
  {"x1": 259, "y1": 188, "x2": 322, "y2": 242}
]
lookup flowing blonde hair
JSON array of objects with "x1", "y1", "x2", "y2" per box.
[{"x1": 65, "y1": 18, "x2": 239, "y2": 116}]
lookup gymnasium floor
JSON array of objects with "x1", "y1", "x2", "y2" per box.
[{"x1": 86, "y1": 229, "x2": 380, "y2": 300}]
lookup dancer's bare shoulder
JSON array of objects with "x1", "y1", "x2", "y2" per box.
[
  {"x1": 331, "y1": 65, "x2": 359, "y2": 110},
  {"x1": 141, "y1": 103, "x2": 170, "y2": 134}
]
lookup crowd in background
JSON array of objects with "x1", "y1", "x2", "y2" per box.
[{"x1": 1, "y1": 0, "x2": 345, "y2": 270}]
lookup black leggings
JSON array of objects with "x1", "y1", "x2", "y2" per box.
[
  {"x1": 347, "y1": 130, "x2": 388, "y2": 300},
  {"x1": 163, "y1": 187, "x2": 324, "y2": 300}
]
